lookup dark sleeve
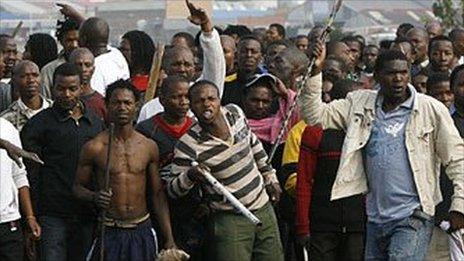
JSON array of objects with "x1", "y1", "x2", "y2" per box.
[
  {"x1": 20, "y1": 116, "x2": 44, "y2": 210},
  {"x1": 135, "y1": 120, "x2": 152, "y2": 139}
]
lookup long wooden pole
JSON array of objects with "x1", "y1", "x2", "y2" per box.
[{"x1": 144, "y1": 44, "x2": 165, "y2": 103}]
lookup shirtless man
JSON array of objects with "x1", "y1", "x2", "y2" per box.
[{"x1": 74, "y1": 79, "x2": 175, "y2": 260}]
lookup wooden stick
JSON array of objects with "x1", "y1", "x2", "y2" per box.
[
  {"x1": 99, "y1": 123, "x2": 115, "y2": 261},
  {"x1": 144, "y1": 43, "x2": 165, "y2": 103},
  {"x1": 12, "y1": 21, "x2": 23, "y2": 38}
]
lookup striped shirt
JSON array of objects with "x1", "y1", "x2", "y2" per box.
[{"x1": 168, "y1": 104, "x2": 278, "y2": 211}]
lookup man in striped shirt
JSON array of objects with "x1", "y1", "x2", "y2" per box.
[{"x1": 168, "y1": 80, "x2": 283, "y2": 261}]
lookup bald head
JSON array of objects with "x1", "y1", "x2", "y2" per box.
[
  {"x1": 12, "y1": 61, "x2": 41, "y2": 99},
  {"x1": 68, "y1": 47, "x2": 95, "y2": 85},
  {"x1": 406, "y1": 28, "x2": 430, "y2": 63},
  {"x1": 79, "y1": 17, "x2": 109, "y2": 49},
  {"x1": 69, "y1": 47, "x2": 94, "y2": 63},
  {"x1": 162, "y1": 45, "x2": 195, "y2": 80},
  {"x1": 426, "y1": 21, "x2": 444, "y2": 39},
  {"x1": 13, "y1": 60, "x2": 38, "y2": 76}
]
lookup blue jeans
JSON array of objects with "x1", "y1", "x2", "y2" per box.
[
  {"x1": 40, "y1": 216, "x2": 95, "y2": 261},
  {"x1": 365, "y1": 213, "x2": 434, "y2": 261}
]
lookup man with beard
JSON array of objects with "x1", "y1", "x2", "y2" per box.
[
  {"x1": 138, "y1": 0, "x2": 225, "y2": 122},
  {"x1": 74, "y1": 80, "x2": 175, "y2": 260},
  {"x1": 21, "y1": 63, "x2": 105, "y2": 260},
  {"x1": 0, "y1": 61, "x2": 52, "y2": 131},
  {"x1": 69, "y1": 48, "x2": 106, "y2": 120},
  {"x1": 168, "y1": 80, "x2": 283, "y2": 261},
  {"x1": 428, "y1": 35, "x2": 456, "y2": 75},
  {"x1": 41, "y1": 16, "x2": 80, "y2": 99}
]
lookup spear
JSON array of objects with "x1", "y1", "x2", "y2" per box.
[{"x1": 266, "y1": 0, "x2": 343, "y2": 164}]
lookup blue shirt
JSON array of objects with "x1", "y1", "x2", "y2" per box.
[{"x1": 364, "y1": 86, "x2": 420, "y2": 224}]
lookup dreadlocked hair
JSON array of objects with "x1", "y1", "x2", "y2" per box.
[{"x1": 122, "y1": 30, "x2": 155, "y2": 75}]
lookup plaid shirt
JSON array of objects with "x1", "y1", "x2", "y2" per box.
[{"x1": 0, "y1": 96, "x2": 52, "y2": 131}]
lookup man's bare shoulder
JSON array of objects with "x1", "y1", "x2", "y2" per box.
[
  {"x1": 83, "y1": 130, "x2": 109, "y2": 155},
  {"x1": 133, "y1": 131, "x2": 158, "y2": 152}
]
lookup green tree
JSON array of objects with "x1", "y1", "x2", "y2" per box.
[{"x1": 432, "y1": 0, "x2": 464, "y2": 28}]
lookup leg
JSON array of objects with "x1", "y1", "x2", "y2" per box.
[
  {"x1": 211, "y1": 212, "x2": 255, "y2": 261},
  {"x1": 252, "y1": 203, "x2": 284, "y2": 261},
  {"x1": 309, "y1": 232, "x2": 339, "y2": 261},
  {"x1": 40, "y1": 216, "x2": 68, "y2": 261},
  {"x1": 0, "y1": 221, "x2": 24, "y2": 261},
  {"x1": 364, "y1": 222, "x2": 388, "y2": 261},
  {"x1": 68, "y1": 219, "x2": 96, "y2": 261},
  {"x1": 387, "y1": 216, "x2": 434, "y2": 261},
  {"x1": 339, "y1": 232, "x2": 365, "y2": 261}
]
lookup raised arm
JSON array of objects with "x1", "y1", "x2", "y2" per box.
[
  {"x1": 298, "y1": 40, "x2": 351, "y2": 130},
  {"x1": 186, "y1": 0, "x2": 226, "y2": 97},
  {"x1": 147, "y1": 141, "x2": 175, "y2": 249},
  {"x1": 56, "y1": 3, "x2": 85, "y2": 25}
]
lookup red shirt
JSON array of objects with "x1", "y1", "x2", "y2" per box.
[
  {"x1": 81, "y1": 91, "x2": 107, "y2": 121},
  {"x1": 131, "y1": 75, "x2": 149, "y2": 92}
]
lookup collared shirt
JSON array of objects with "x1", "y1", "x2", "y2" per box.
[
  {"x1": 20, "y1": 104, "x2": 105, "y2": 218},
  {"x1": 0, "y1": 96, "x2": 52, "y2": 131},
  {"x1": 0, "y1": 118, "x2": 29, "y2": 223},
  {"x1": 364, "y1": 87, "x2": 420, "y2": 223},
  {"x1": 168, "y1": 104, "x2": 278, "y2": 211},
  {"x1": 299, "y1": 73, "x2": 464, "y2": 217}
]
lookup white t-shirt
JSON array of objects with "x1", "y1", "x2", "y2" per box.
[
  {"x1": 0, "y1": 118, "x2": 29, "y2": 223},
  {"x1": 91, "y1": 46, "x2": 130, "y2": 96}
]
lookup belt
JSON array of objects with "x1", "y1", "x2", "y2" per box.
[{"x1": 103, "y1": 213, "x2": 150, "y2": 228}]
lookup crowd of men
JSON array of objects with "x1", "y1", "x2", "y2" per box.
[{"x1": 1, "y1": 0, "x2": 464, "y2": 260}]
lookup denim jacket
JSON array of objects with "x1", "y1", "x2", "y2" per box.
[{"x1": 299, "y1": 73, "x2": 464, "y2": 217}]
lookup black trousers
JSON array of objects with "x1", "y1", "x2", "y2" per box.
[
  {"x1": 0, "y1": 220, "x2": 23, "y2": 261},
  {"x1": 309, "y1": 231, "x2": 365, "y2": 261}
]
